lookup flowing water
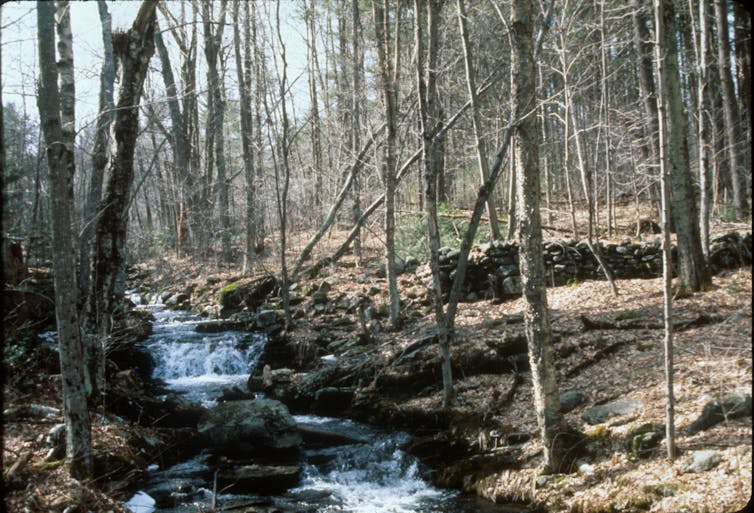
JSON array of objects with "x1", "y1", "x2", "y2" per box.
[{"x1": 131, "y1": 299, "x2": 524, "y2": 513}]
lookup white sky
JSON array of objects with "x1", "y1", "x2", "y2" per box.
[{"x1": 1, "y1": 1, "x2": 310, "y2": 132}]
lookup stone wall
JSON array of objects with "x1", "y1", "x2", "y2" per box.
[{"x1": 422, "y1": 231, "x2": 752, "y2": 302}]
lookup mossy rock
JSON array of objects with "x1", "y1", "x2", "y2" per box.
[
  {"x1": 218, "y1": 281, "x2": 243, "y2": 308},
  {"x1": 626, "y1": 423, "x2": 664, "y2": 460}
]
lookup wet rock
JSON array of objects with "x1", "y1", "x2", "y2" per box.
[
  {"x1": 581, "y1": 398, "x2": 643, "y2": 425},
  {"x1": 217, "y1": 464, "x2": 302, "y2": 494},
  {"x1": 194, "y1": 319, "x2": 248, "y2": 333},
  {"x1": 198, "y1": 399, "x2": 302, "y2": 457},
  {"x1": 681, "y1": 450, "x2": 722, "y2": 473},
  {"x1": 165, "y1": 292, "x2": 190, "y2": 309},
  {"x1": 297, "y1": 424, "x2": 367, "y2": 447},
  {"x1": 686, "y1": 391, "x2": 752, "y2": 435},
  {"x1": 313, "y1": 387, "x2": 355, "y2": 415}
]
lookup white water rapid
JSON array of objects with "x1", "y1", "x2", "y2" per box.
[{"x1": 132, "y1": 301, "x2": 524, "y2": 513}]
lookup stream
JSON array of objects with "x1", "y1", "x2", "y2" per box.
[{"x1": 130, "y1": 299, "x2": 524, "y2": 513}]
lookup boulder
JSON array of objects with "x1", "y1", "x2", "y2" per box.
[
  {"x1": 686, "y1": 391, "x2": 752, "y2": 435},
  {"x1": 581, "y1": 398, "x2": 643, "y2": 425},
  {"x1": 681, "y1": 450, "x2": 722, "y2": 473},
  {"x1": 560, "y1": 390, "x2": 585, "y2": 413},
  {"x1": 197, "y1": 399, "x2": 302, "y2": 457},
  {"x1": 625, "y1": 423, "x2": 665, "y2": 459}
]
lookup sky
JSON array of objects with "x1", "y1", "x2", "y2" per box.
[{"x1": 1, "y1": 1, "x2": 310, "y2": 132}]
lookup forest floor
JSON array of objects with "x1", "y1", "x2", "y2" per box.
[{"x1": 2, "y1": 210, "x2": 752, "y2": 513}]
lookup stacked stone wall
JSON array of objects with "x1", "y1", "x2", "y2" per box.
[{"x1": 423, "y1": 231, "x2": 751, "y2": 302}]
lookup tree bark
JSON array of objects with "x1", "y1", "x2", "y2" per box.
[
  {"x1": 713, "y1": 0, "x2": 749, "y2": 219},
  {"x1": 659, "y1": 0, "x2": 711, "y2": 293},
  {"x1": 652, "y1": 0, "x2": 678, "y2": 459},
  {"x1": 202, "y1": 0, "x2": 230, "y2": 262},
  {"x1": 457, "y1": 0, "x2": 503, "y2": 240},
  {"x1": 416, "y1": 0, "x2": 452, "y2": 407},
  {"x1": 36, "y1": 0, "x2": 92, "y2": 480},
  {"x1": 234, "y1": 0, "x2": 257, "y2": 274},
  {"x1": 90, "y1": 0, "x2": 157, "y2": 392},
  {"x1": 371, "y1": 0, "x2": 401, "y2": 329},
  {"x1": 512, "y1": 0, "x2": 565, "y2": 475}
]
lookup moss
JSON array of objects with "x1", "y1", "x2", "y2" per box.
[
  {"x1": 217, "y1": 281, "x2": 241, "y2": 306},
  {"x1": 567, "y1": 278, "x2": 581, "y2": 287},
  {"x1": 584, "y1": 424, "x2": 610, "y2": 439},
  {"x1": 636, "y1": 342, "x2": 654, "y2": 352},
  {"x1": 37, "y1": 460, "x2": 64, "y2": 471},
  {"x1": 672, "y1": 286, "x2": 694, "y2": 300}
]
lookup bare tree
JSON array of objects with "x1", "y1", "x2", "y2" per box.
[
  {"x1": 652, "y1": 0, "x2": 678, "y2": 460},
  {"x1": 202, "y1": 0, "x2": 230, "y2": 262},
  {"x1": 79, "y1": 0, "x2": 115, "y2": 295},
  {"x1": 512, "y1": 0, "x2": 566, "y2": 474},
  {"x1": 713, "y1": 0, "x2": 749, "y2": 219},
  {"x1": 233, "y1": 0, "x2": 258, "y2": 274},
  {"x1": 90, "y1": 0, "x2": 158, "y2": 396},
  {"x1": 36, "y1": 0, "x2": 92, "y2": 479},
  {"x1": 371, "y1": 0, "x2": 401, "y2": 329},
  {"x1": 456, "y1": 0, "x2": 503, "y2": 240}
]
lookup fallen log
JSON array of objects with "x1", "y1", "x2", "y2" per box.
[{"x1": 579, "y1": 313, "x2": 730, "y2": 332}]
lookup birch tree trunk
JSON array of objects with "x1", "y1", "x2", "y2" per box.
[{"x1": 36, "y1": 0, "x2": 92, "y2": 479}]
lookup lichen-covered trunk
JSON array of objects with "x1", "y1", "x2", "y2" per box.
[
  {"x1": 512, "y1": 0, "x2": 564, "y2": 475},
  {"x1": 90, "y1": 1, "x2": 157, "y2": 398},
  {"x1": 36, "y1": 0, "x2": 92, "y2": 480}
]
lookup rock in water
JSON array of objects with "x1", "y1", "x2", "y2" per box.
[{"x1": 197, "y1": 399, "x2": 302, "y2": 457}]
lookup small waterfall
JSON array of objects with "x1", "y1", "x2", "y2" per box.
[{"x1": 142, "y1": 307, "x2": 266, "y2": 405}]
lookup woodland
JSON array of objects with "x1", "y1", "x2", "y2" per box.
[{"x1": 1, "y1": 0, "x2": 752, "y2": 512}]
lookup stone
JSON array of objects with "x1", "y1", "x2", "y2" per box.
[
  {"x1": 197, "y1": 399, "x2": 302, "y2": 457},
  {"x1": 581, "y1": 398, "x2": 643, "y2": 425},
  {"x1": 502, "y1": 276, "x2": 522, "y2": 295},
  {"x1": 45, "y1": 423, "x2": 66, "y2": 461},
  {"x1": 559, "y1": 390, "x2": 585, "y2": 413},
  {"x1": 626, "y1": 423, "x2": 665, "y2": 459},
  {"x1": 686, "y1": 391, "x2": 752, "y2": 435},
  {"x1": 217, "y1": 464, "x2": 301, "y2": 494},
  {"x1": 681, "y1": 450, "x2": 722, "y2": 473}
]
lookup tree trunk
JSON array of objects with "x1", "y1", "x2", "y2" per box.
[
  {"x1": 512, "y1": 0, "x2": 565, "y2": 475},
  {"x1": 416, "y1": 0, "x2": 452, "y2": 407},
  {"x1": 234, "y1": 0, "x2": 257, "y2": 274},
  {"x1": 691, "y1": 0, "x2": 711, "y2": 257},
  {"x1": 652, "y1": 0, "x2": 678, "y2": 460},
  {"x1": 713, "y1": 0, "x2": 749, "y2": 219},
  {"x1": 79, "y1": 0, "x2": 115, "y2": 295},
  {"x1": 351, "y1": 0, "x2": 365, "y2": 264},
  {"x1": 457, "y1": 0, "x2": 503, "y2": 240},
  {"x1": 659, "y1": 0, "x2": 711, "y2": 293},
  {"x1": 372, "y1": 0, "x2": 401, "y2": 329},
  {"x1": 90, "y1": 0, "x2": 157, "y2": 393},
  {"x1": 36, "y1": 0, "x2": 92, "y2": 480},
  {"x1": 632, "y1": 0, "x2": 662, "y2": 217},
  {"x1": 202, "y1": 0, "x2": 230, "y2": 262}
]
